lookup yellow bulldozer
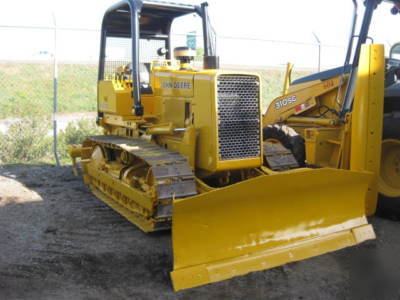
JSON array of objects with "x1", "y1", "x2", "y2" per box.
[{"x1": 69, "y1": 0, "x2": 398, "y2": 291}]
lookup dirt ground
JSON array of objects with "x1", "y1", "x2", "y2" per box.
[{"x1": 1, "y1": 164, "x2": 400, "y2": 300}]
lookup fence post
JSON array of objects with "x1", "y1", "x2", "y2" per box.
[
  {"x1": 52, "y1": 11, "x2": 60, "y2": 166},
  {"x1": 312, "y1": 32, "x2": 321, "y2": 72}
]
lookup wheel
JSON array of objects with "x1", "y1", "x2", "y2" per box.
[
  {"x1": 376, "y1": 112, "x2": 400, "y2": 219},
  {"x1": 262, "y1": 124, "x2": 305, "y2": 166}
]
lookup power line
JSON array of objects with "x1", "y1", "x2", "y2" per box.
[
  {"x1": 0, "y1": 24, "x2": 345, "y2": 48},
  {"x1": 0, "y1": 24, "x2": 99, "y2": 32}
]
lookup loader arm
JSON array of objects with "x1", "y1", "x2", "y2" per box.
[
  {"x1": 263, "y1": 0, "x2": 382, "y2": 129},
  {"x1": 263, "y1": 75, "x2": 344, "y2": 126}
]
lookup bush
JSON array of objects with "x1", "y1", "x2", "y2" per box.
[
  {"x1": 0, "y1": 118, "x2": 101, "y2": 164},
  {"x1": 0, "y1": 118, "x2": 52, "y2": 164},
  {"x1": 58, "y1": 119, "x2": 101, "y2": 160}
]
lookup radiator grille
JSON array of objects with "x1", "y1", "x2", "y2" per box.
[{"x1": 217, "y1": 75, "x2": 261, "y2": 160}]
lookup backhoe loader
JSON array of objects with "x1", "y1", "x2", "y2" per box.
[
  {"x1": 263, "y1": 0, "x2": 400, "y2": 219},
  {"x1": 71, "y1": 0, "x2": 379, "y2": 291}
]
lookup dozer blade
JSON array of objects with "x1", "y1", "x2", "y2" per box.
[{"x1": 171, "y1": 168, "x2": 375, "y2": 291}]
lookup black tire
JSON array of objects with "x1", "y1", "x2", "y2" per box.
[
  {"x1": 376, "y1": 112, "x2": 400, "y2": 220},
  {"x1": 262, "y1": 124, "x2": 306, "y2": 166}
]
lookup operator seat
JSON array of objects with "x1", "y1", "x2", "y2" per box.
[
  {"x1": 139, "y1": 63, "x2": 151, "y2": 85},
  {"x1": 139, "y1": 63, "x2": 152, "y2": 94},
  {"x1": 124, "y1": 62, "x2": 152, "y2": 94}
]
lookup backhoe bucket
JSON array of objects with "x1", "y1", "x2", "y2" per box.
[{"x1": 171, "y1": 168, "x2": 375, "y2": 291}]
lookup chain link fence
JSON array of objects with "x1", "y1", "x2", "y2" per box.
[{"x1": 0, "y1": 25, "x2": 347, "y2": 165}]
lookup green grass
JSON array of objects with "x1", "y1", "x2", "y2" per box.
[
  {"x1": 58, "y1": 64, "x2": 98, "y2": 113},
  {"x1": 0, "y1": 63, "x2": 97, "y2": 118}
]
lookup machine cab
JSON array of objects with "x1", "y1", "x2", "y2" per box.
[{"x1": 97, "y1": 0, "x2": 218, "y2": 117}]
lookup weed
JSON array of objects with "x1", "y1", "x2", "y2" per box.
[
  {"x1": 58, "y1": 119, "x2": 102, "y2": 160},
  {"x1": 0, "y1": 118, "x2": 52, "y2": 163}
]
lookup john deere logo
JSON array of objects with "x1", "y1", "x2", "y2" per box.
[{"x1": 162, "y1": 81, "x2": 192, "y2": 90}]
